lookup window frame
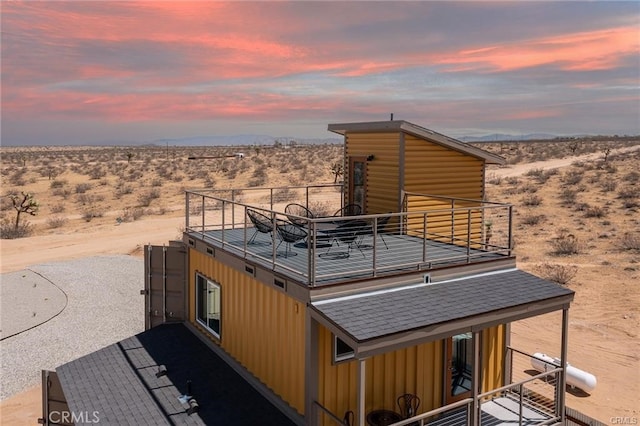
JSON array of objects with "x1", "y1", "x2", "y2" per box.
[
  {"x1": 195, "y1": 273, "x2": 221, "y2": 340},
  {"x1": 333, "y1": 334, "x2": 355, "y2": 363}
]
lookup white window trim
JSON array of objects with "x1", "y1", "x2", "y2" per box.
[{"x1": 195, "y1": 274, "x2": 221, "y2": 340}]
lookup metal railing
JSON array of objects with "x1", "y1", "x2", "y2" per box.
[
  {"x1": 184, "y1": 185, "x2": 513, "y2": 286},
  {"x1": 389, "y1": 348, "x2": 561, "y2": 426}
]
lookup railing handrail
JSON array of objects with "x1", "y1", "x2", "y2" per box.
[
  {"x1": 403, "y1": 191, "x2": 512, "y2": 207},
  {"x1": 313, "y1": 400, "x2": 346, "y2": 425},
  {"x1": 185, "y1": 186, "x2": 513, "y2": 286},
  {"x1": 390, "y1": 397, "x2": 473, "y2": 426}
]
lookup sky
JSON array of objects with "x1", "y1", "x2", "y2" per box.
[{"x1": 1, "y1": 1, "x2": 639, "y2": 146}]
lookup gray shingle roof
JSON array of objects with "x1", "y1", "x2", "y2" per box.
[
  {"x1": 56, "y1": 323, "x2": 296, "y2": 426},
  {"x1": 312, "y1": 269, "x2": 574, "y2": 342}
]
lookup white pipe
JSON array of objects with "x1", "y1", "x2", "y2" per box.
[{"x1": 531, "y1": 352, "x2": 597, "y2": 392}]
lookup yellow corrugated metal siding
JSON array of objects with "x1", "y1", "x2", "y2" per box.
[
  {"x1": 404, "y1": 135, "x2": 484, "y2": 199},
  {"x1": 188, "y1": 249, "x2": 306, "y2": 414},
  {"x1": 345, "y1": 132, "x2": 400, "y2": 214},
  {"x1": 481, "y1": 324, "x2": 506, "y2": 392},
  {"x1": 317, "y1": 325, "x2": 443, "y2": 425}
]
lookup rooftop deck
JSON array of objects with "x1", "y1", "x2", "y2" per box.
[{"x1": 185, "y1": 185, "x2": 514, "y2": 287}]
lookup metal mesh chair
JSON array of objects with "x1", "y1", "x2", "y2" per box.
[
  {"x1": 275, "y1": 219, "x2": 307, "y2": 257},
  {"x1": 284, "y1": 203, "x2": 315, "y2": 227},
  {"x1": 246, "y1": 209, "x2": 274, "y2": 245},
  {"x1": 397, "y1": 393, "x2": 420, "y2": 421}
]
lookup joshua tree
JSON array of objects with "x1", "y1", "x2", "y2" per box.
[
  {"x1": 126, "y1": 151, "x2": 135, "y2": 164},
  {"x1": 11, "y1": 192, "x2": 39, "y2": 231},
  {"x1": 330, "y1": 162, "x2": 343, "y2": 183}
]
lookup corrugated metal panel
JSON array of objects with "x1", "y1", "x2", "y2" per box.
[
  {"x1": 188, "y1": 249, "x2": 306, "y2": 415},
  {"x1": 404, "y1": 135, "x2": 484, "y2": 198},
  {"x1": 345, "y1": 132, "x2": 400, "y2": 214},
  {"x1": 317, "y1": 326, "x2": 443, "y2": 425},
  {"x1": 481, "y1": 324, "x2": 505, "y2": 392}
]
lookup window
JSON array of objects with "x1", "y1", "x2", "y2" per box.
[
  {"x1": 334, "y1": 335, "x2": 354, "y2": 362},
  {"x1": 196, "y1": 274, "x2": 221, "y2": 339}
]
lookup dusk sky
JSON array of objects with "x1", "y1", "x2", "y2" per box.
[{"x1": 1, "y1": 1, "x2": 639, "y2": 146}]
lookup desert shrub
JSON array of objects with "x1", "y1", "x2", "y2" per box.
[
  {"x1": 486, "y1": 174, "x2": 502, "y2": 185},
  {"x1": 50, "y1": 179, "x2": 68, "y2": 189},
  {"x1": 521, "y1": 194, "x2": 542, "y2": 206},
  {"x1": 562, "y1": 170, "x2": 584, "y2": 186},
  {"x1": 600, "y1": 181, "x2": 617, "y2": 192},
  {"x1": 150, "y1": 178, "x2": 163, "y2": 187},
  {"x1": 75, "y1": 183, "x2": 92, "y2": 193},
  {"x1": 524, "y1": 168, "x2": 546, "y2": 179},
  {"x1": 550, "y1": 230, "x2": 582, "y2": 255},
  {"x1": 47, "y1": 215, "x2": 68, "y2": 229},
  {"x1": 618, "y1": 186, "x2": 640, "y2": 200},
  {"x1": 623, "y1": 171, "x2": 639, "y2": 183},
  {"x1": 560, "y1": 189, "x2": 577, "y2": 205},
  {"x1": 137, "y1": 188, "x2": 161, "y2": 207},
  {"x1": 50, "y1": 203, "x2": 65, "y2": 213},
  {"x1": 0, "y1": 218, "x2": 33, "y2": 239},
  {"x1": 272, "y1": 188, "x2": 297, "y2": 202},
  {"x1": 121, "y1": 207, "x2": 144, "y2": 222},
  {"x1": 520, "y1": 213, "x2": 545, "y2": 226},
  {"x1": 505, "y1": 177, "x2": 520, "y2": 185},
  {"x1": 537, "y1": 263, "x2": 578, "y2": 285},
  {"x1": 619, "y1": 233, "x2": 640, "y2": 251},
  {"x1": 88, "y1": 166, "x2": 106, "y2": 180},
  {"x1": 584, "y1": 205, "x2": 607, "y2": 218},
  {"x1": 52, "y1": 188, "x2": 72, "y2": 199},
  {"x1": 308, "y1": 201, "x2": 333, "y2": 217}
]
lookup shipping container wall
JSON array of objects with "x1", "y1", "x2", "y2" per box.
[
  {"x1": 316, "y1": 325, "x2": 444, "y2": 425},
  {"x1": 188, "y1": 249, "x2": 306, "y2": 414}
]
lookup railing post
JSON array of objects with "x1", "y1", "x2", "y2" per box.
[
  {"x1": 201, "y1": 195, "x2": 205, "y2": 238},
  {"x1": 518, "y1": 383, "x2": 524, "y2": 426},
  {"x1": 450, "y1": 199, "x2": 455, "y2": 244},
  {"x1": 221, "y1": 200, "x2": 225, "y2": 244},
  {"x1": 508, "y1": 205, "x2": 514, "y2": 256},
  {"x1": 466, "y1": 209, "x2": 472, "y2": 261},
  {"x1": 558, "y1": 308, "x2": 569, "y2": 422},
  {"x1": 422, "y1": 213, "x2": 427, "y2": 262},
  {"x1": 185, "y1": 192, "x2": 190, "y2": 231},
  {"x1": 231, "y1": 190, "x2": 236, "y2": 229}
]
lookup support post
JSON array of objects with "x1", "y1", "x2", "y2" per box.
[
  {"x1": 558, "y1": 307, "x2": 569, "y2": 422},
  {"x1": 471, "y1": 330, "x2": 481, "y2": 426},
  {"x1": 357, "y1": 358, "x2": 366, "y2": 426}
]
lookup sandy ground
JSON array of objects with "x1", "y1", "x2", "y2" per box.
[{"x1": 1, "y1": 145, "x2": 639, "y2": 424}]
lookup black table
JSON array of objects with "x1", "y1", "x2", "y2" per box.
[{"x1": 366, "y1": 409, "x2": 402, "y2": 426}]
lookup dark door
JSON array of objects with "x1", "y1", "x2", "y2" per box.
[
  {"x1": 348, "y1": 156, "x2": 367, "y2": 212},
  {"x1": 445, "y1": 333, "x2": 473, "y2": 404},
  {"x1": 143, "y1": 243, "x2": 187, "y2": 329},
  {"x1": 41, "y1": 370, "x2": 72, "y2": 426}
]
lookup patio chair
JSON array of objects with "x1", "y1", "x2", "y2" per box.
[
  {"x1": 275, "y1": 219, "x2": 307, "y2": 258},
  {"x1": 284, "y1": 203, "x2": 315, "y2": 227},
  {"x1": 397, "y1": 393, "x2": 420, "y2": 422},
  {"x1": 333, "y1": 204, "x2": 362, "y2": 218},
  {"x1": 343, "y1": 410, "x2": 354, "y2": 426},
  {"x1": 321, "y1": 220, "x2": 367, "y2": 259},
  {"x1": 370, "y1": 213, "x2": 392, "y2": 249},
  {"x1": 246, "y1": 209, "x2": 274, "y2": 245}
]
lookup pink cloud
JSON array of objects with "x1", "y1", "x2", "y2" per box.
[{"x1": 435, "y1": 26, "x2": 639, "y2": 73}]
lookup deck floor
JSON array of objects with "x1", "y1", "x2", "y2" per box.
[
  {"x1": 191, "y1": 227, "x2": 507, "y2": 286},
  {"x1": 426, "y1": 394, "x2": 555, "y2": 425}
]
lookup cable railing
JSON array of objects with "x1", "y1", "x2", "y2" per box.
[{"x1": 184, "y1": 186, "x2": 513, "y2": 286}]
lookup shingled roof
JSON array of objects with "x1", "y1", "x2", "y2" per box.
[
  {"x1": 311, "y1": 269, "x2": 574, "y2": 356},
  {"x1": 56, "y1": 323, "x2": 297, "y2": 426}
]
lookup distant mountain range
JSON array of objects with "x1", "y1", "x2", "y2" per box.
[
  {"x1": 150, "y1": 134, "x2": 343, "y2": 147},
  {"x1": 458, "y1": 133, "x2": 559, "y2": 142},
  {"x1": 146, "y1": 132, "x2": 563, "y2": 147}
]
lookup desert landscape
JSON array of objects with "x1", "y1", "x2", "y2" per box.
[{"x1": 1, "y1": 138, "x2": 639, "y2": 424}]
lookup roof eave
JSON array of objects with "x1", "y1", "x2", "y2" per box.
[{"x1": 328, "y1": 120, "x2": 506, "y2": 165}]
